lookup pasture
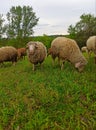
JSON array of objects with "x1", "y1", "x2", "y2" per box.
[{"x1": 0, "y1": 54, "x2": 96, "y2": 130}]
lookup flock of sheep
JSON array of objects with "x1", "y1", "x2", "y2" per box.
[{"x1": 0, "y1": 36, "x2": 96, "y2": 72}]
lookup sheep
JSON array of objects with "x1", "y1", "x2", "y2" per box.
[
  {"x1": 48, "y1": 47, "x2": 60, "y2": 66},
  {"x1": 86, "y1": 36, "x2": 96, "y2": 63},
  {"x1": 81, "y1": 46, "x2": 88, "y2": 53},
  {"x1": 48, "y1": 37, "x2": 87, "y2": 72},
  {"x1": 17, "y1": 47, "x2": 26, "y2": 60},
  {"x1": 0, "y1": 46, "x2": 18, "y2": 66},
  {"x1": 26, "y1": 41, "x2": 47, "y2": 71}
]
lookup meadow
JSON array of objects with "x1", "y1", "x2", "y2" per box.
[{"x1": 0, "y1": 54, "x2": 96, "y2": 130}]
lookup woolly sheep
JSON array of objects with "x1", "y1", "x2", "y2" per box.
[
  {"x1": 86, "y1": 36, "x2": 96, "y2": 63},
  {"x1": 17, "y1": 47, "x2": 26, "y2": 60},
  {"x1": 48, "y1": 37, "x2": 87, "y2": 72},
  {"x1": 48, "y1": 47, "x2": 60, "y2": 66},
  {"x1": 81, "y1": 46, "x2": 88, "y2": 53},
  {"x1": 26, "y1": 41, "x2": 47, "y2": 71},
  {"x1": 0, "y1": 46, "x2": 18, "y2": 66}
]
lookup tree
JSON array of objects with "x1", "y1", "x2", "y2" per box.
[
  {"x1": 0, "y1": 14, "x2": 6, "y2": 39},
  {"x1": 6, "y1": 6, "x2": 39, "y2": 38},
  {"x1": 68, "y1": 14, "x2": 96, "y2": 47}
]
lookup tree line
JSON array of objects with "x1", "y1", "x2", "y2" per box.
[
  {"x1": 0, "y1": 6, "x2": 39, "y2": 39},
  {"x1": 0, "y1": 5, "x2": 96, "y2": 48},
  {"x1": 68, "y1": 13, "x2": 96, "y2": 47}
]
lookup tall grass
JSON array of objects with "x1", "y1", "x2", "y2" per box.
[{"x1": 0, "y1": 54, "x2": 96, "y2": 130}]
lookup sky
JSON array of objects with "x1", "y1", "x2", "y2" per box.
[{"x1": 0, "y1": 0, "x2": 96, "y2": 36}]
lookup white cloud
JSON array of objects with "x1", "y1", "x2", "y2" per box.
[{"x1": 0, "y1": 0, "x2": 95, "y2": 36}]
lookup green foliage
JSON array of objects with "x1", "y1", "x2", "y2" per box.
[
  {"x1": 0, "y1": 54, "x2": 96, "y2": 129},
  {"x1": 68, "y1": 14, "x2": 96, "y2": 48},
  {"x1": 0, "y1": 35, "x2": 55, "y2": 49},
  {"x1": 31, "y1": 35, "x2": 55, "y2": 48},
  {"x1": 6, "y1": 6, "x2": 39, "y2": 38},
  {"x1": 0, "y1": 14, "x2": 7, "y2": 39}
]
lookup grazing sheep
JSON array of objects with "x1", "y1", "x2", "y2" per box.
[
  {"x1": 26, "y1": 41, "x2": 47, "y2": 71},
  {"x1": 81, "y1": 46, "x2": 88, "y2": 53},
  {"x1": 86, "y1": 36, "x2": 96, "y2": 63},
  {"x1": 0, "y1": 46, "x2": 18, "y2": 66},
  {"x1": 48, "y1": 37, "x2": 87, "y2": 72},
  {"x1": 17, "y1": 47, "x2": 26, "y2": 60}
]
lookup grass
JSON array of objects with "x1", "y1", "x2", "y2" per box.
[{"x1": 0, "y1": 54, "x2": 96, "y2": 130}]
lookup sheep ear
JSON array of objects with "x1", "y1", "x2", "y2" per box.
[{"x1": 75, "y1": 62, "x2": 81, "y2": 68}]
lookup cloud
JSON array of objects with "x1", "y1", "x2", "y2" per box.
[
  {"x1": 37, "y1": 23, "x2": 50, "y2": 27},
  {"x1": 0, "y1": 0, "x2": 95, "y2": 36}
]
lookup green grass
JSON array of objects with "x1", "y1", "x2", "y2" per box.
[{"x1": 0, "y1": 55, "x2": 96, "y2": 130}]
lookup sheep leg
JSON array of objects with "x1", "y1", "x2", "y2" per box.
[
  {"x1": 58, "y1": 57, "x2": 60, "y2": 66},
  {"x1": 23, "y1": 56, "x2": 25, "y2": 60},
  {"x1": 33, "y1": 64, "x2": 35, "y2": 71},
  {"x1": 40, "y1": 63, "x2": 43, "y2": 70},
  {"x1": 52, "y1": 58, "x2": 55, "y2": 66},
  {"x1": 61, "y1": 61, "x2": 65, "y2": 70}
]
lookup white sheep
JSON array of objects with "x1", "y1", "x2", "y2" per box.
[
  {"x1": 48, "y1": 37, "x2": 87, "y2": 72},
  {"x1": 81, "y1": 46, "x2": 88, "y2": 53},
  {"x1": 0, "y1": 46, "x2": 18, "y2": 66},
  {"x1": 26, "y1": 41, "x2": 47, "y2": 71},
  {"x1": 48, "y1": 47, "x2": 60, "y2": 66},
  {"x1": 86, "y1": 36, "x2": 96, "y2": 63}
]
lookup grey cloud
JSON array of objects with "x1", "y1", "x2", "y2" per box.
[
  {"x1": 0, "y1": 0, "x2": 95, "y2": 36},
  {"x1": 37, "y1": 23, "x2": 50, "y2": 27}
]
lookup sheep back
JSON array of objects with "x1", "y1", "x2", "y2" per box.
[
  {"x1": 86, "y1": 36, "x2": 96, "y2": 54},
  {"x1": 50, "y1": 37, "x2": 87, "y2": 72},
  {"x1": 0, "y1": 46, "x2": 18, "y2": 64},
  {"x1": 86, "y1": 35, "x2": 96, "y2": 63}
]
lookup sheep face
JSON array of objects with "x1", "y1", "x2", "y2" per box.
[
  {"x1": 26, "y1": 43, "x2": 37, "y2": 55},
  {"x1": 75, "y1": 62, "x2": 86, "y2": 72},
  {"x1": 29, "y1": 45, "x2": 35, "y2": 54}
]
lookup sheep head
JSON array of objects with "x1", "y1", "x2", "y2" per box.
[
  {"x1": 26, "y1": 42, "x2": 38, "y2": 55},
  {"x1": 75, "y1": 61, "x2": 87, "y2": 72}
]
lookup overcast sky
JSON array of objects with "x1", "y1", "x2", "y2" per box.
[{"x1": 0, "y1": 0, "x2": 96, "y2": 36}]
